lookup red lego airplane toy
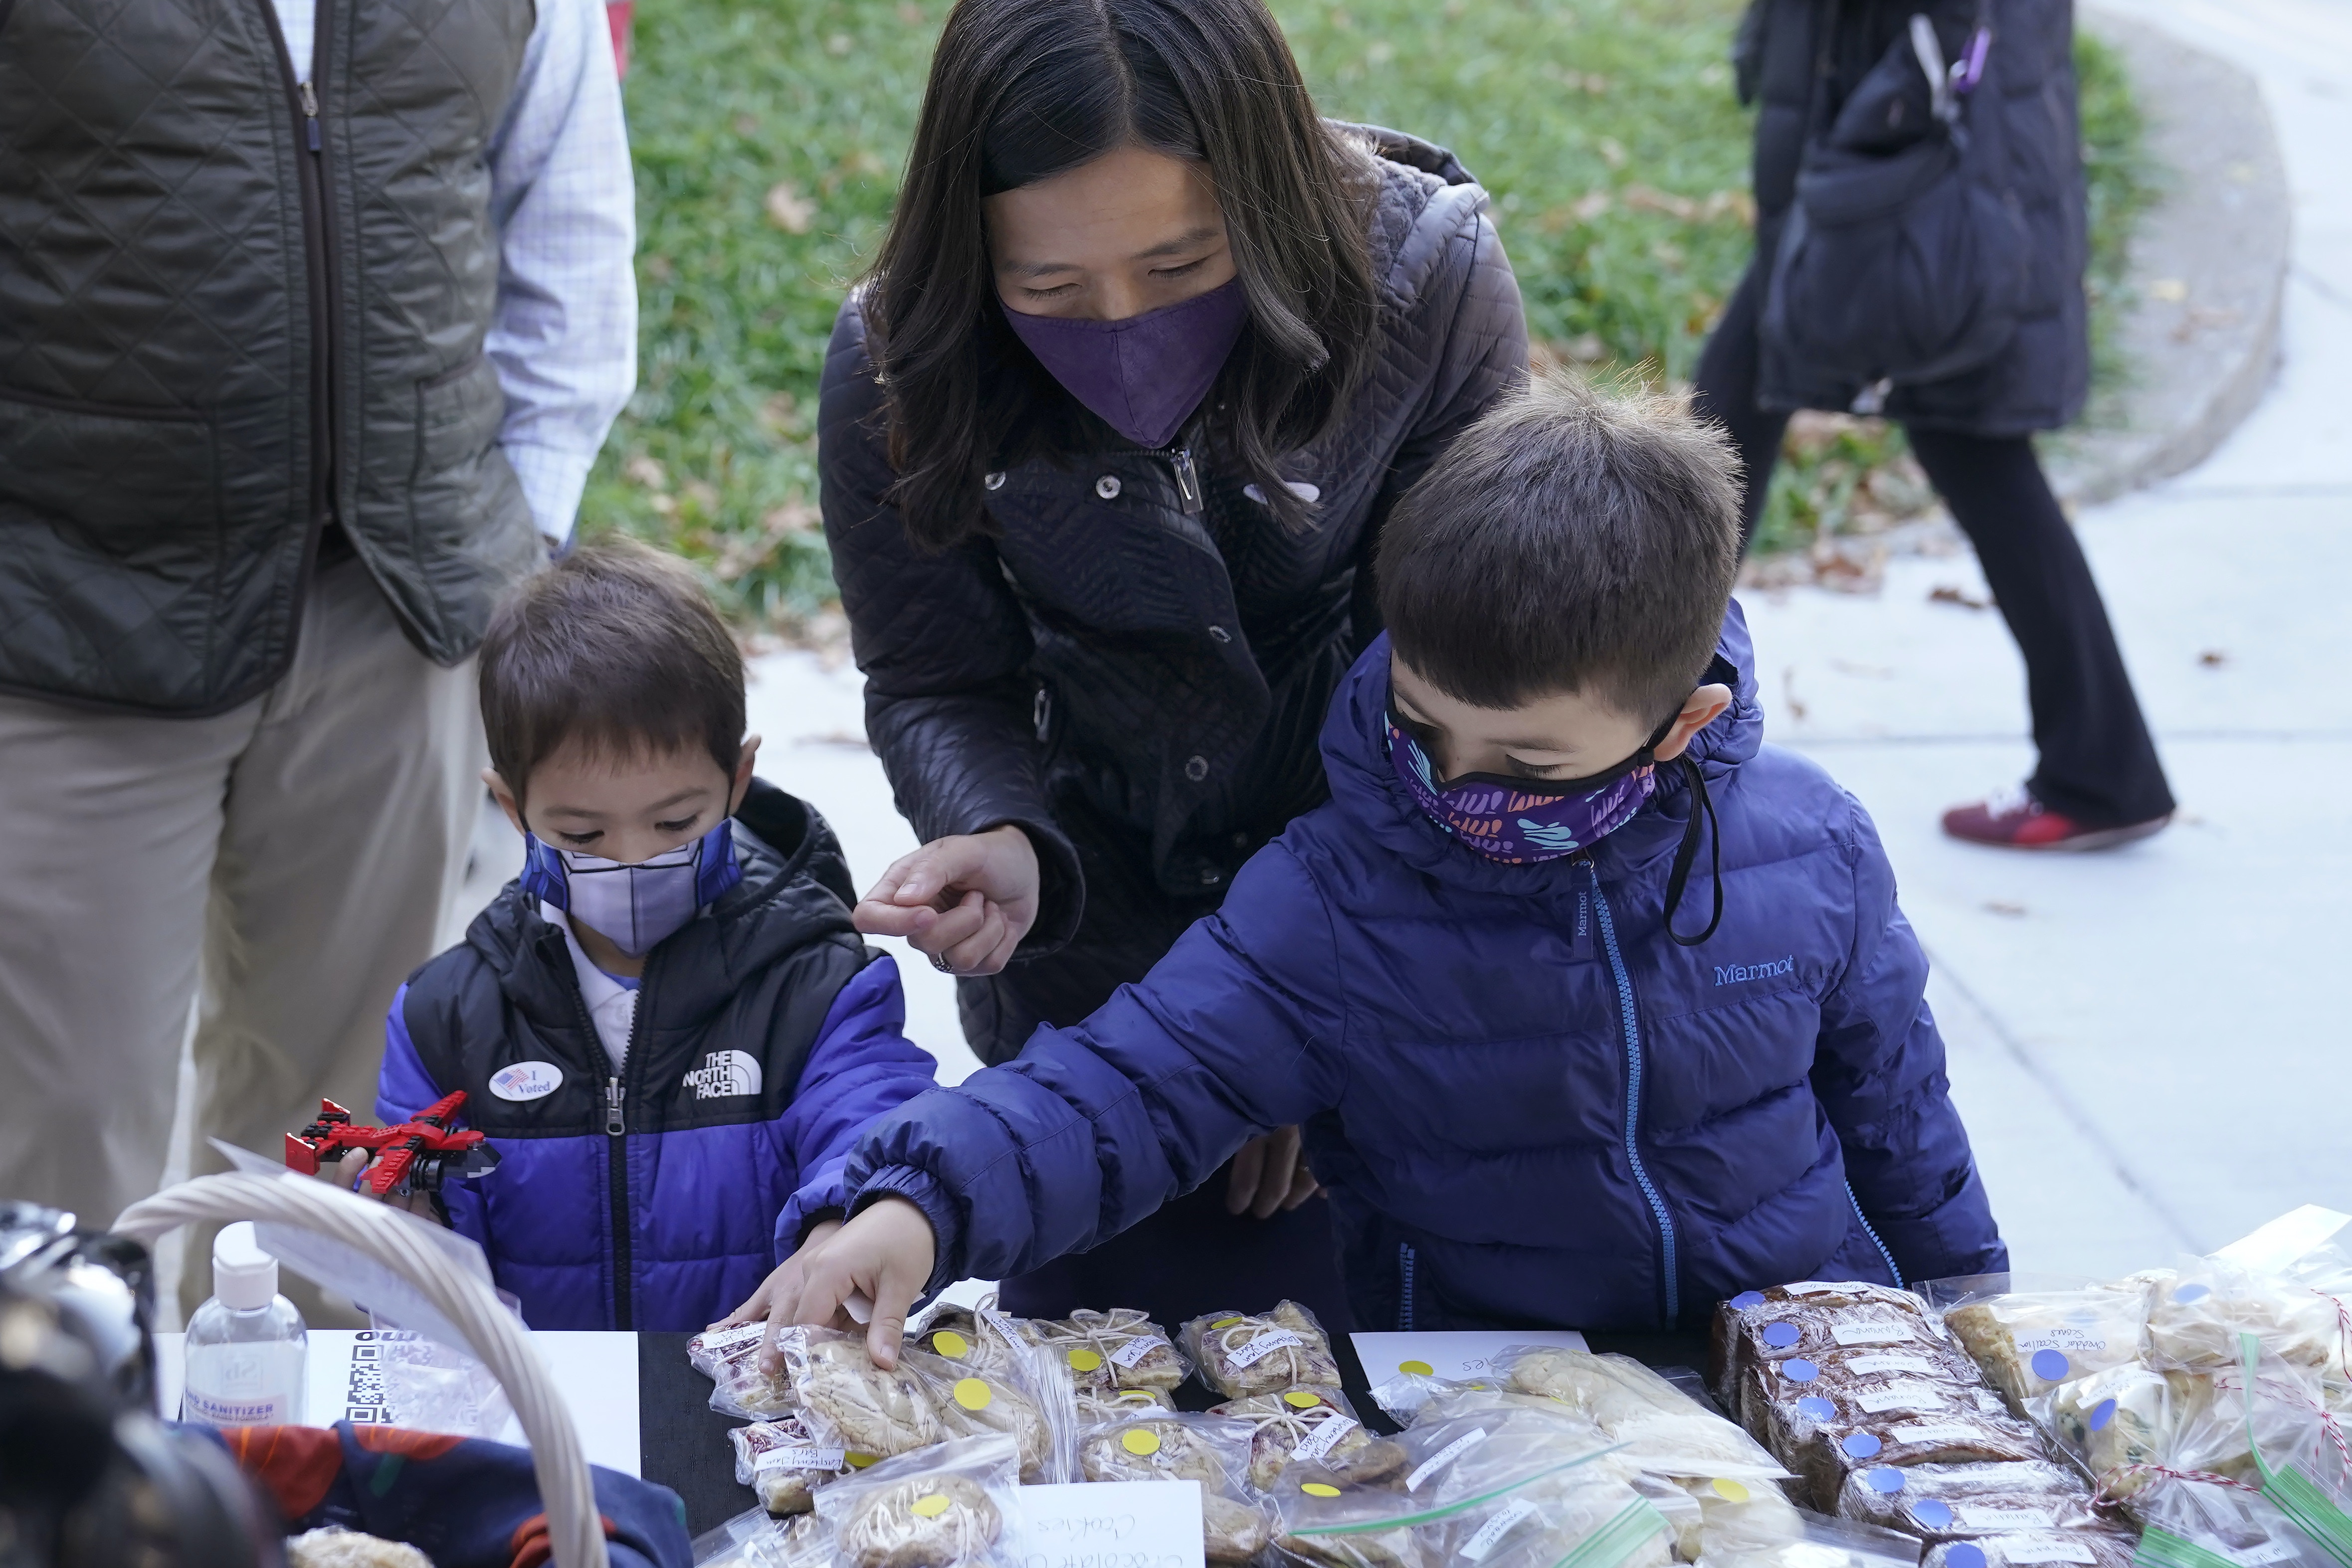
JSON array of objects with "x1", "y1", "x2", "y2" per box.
[{"x1": 284, "y1": 1092, "x2": 500, "y2": 1198}]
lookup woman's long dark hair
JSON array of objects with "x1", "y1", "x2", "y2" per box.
[{"x1": 866, "y1": 0, "x2": 1380, "y2": 549}]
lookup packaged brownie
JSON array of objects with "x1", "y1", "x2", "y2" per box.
[
  {"x1": 1715, "y1": 1284, "x2": 1946, "y2": 1423},
  {"x1": 1757, "y1": 1373, "x2": 2047, "y2": 1509},
  {"x1": 1921, "y1": 1533, "x2": 2139, "y2": 1568},
  {"x1": 1835, "y1": 1460, "x2": 2102, "y2": 1544}
]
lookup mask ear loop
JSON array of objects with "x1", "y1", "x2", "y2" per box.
[{"x1": 1662, "y1": 754, "x2": 1724, "y2": 946}]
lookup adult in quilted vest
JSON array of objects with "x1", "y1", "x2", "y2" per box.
[
  {"x1": 0, "y1": 0, "x2": 635, "y2": 1320},
  {"x1": 823, "y1": 0, "x2": 1528, "y2": 1340},
  {"x1": 1693, "y1": 0, "x2": 2173, "y2": 850}
]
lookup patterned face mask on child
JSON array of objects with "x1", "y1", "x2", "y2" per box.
[
  {"x1": 1385, "y1": 714, "x2": 1664, "y2": 864},
  {"x1": 519, "y1": 818, "x2": 743, "y2": 957}
]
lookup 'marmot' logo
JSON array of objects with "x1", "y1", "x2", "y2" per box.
[{"x1": 1715, "y1": 956, "x2": 1795, "y2": 986}]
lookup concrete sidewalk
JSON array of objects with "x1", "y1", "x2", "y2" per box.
[{"x1": 1742, "y1": 0, "x2": 2352, "y2": 1275}]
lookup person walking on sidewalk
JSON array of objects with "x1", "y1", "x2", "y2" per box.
[
  {"x1": 0, "y1": 0, "x2": 635, "y2": 1318},
  {"x1": 1695, "y1": 0, "x2": 2174, "y2": 850},
  {"x1": 821, "y1": 0, "x2": 1526, "y2": 1337}
]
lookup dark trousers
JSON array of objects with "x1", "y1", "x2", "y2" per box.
[
  {"x1": 959, "y1": 813, "x2": 1354, "y2": 1343},
  {"x1": 1692, "y1": 265, "x2": 2174, "y2": 828}
]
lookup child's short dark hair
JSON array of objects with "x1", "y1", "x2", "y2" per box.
[
  {"x1": 1376, "y1": 371, "x2": 1742, "y2": 726},
  {"x1": 479, "y1": 538, "x2": 745, "y2": 803}
]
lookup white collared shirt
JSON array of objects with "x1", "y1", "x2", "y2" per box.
[
  {"x1": 269, "y1": 0, "x2": 636, "y2": 542},
  {"x1": 543, "y1": 902, "x2": 639, "y2": 1072}
]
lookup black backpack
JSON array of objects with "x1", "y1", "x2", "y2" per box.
[{"x1": 1759, "y1": 4, "x2": 2030, "y2": 409}]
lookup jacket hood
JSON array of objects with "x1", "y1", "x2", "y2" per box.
[
  {"x1": 1336, "y1": 121, "x2": 1478, "y2": 186},
  {"x1": 1320, "y1": 601, "x2": 1763, "y2": 896},
  {"x1": 463, "y1": 778, "x2": 861, "y2": 1030}
]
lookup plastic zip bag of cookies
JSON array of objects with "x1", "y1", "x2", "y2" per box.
[
  {"x1": 810, "y1": 1432, "x2": 1022, "y2": 1568},
  {"x1": 777, "y1": 1325, "x2": 947, "y2": 1462},
  {"x1": 1182, "y1": 1300, "x2": 1345, "y2": 1398},
  {"x1": 688, "y1": 1504, "x2": 830, "y2": 1568},
  {"x1": 1695, "y1": 1505, "x2": 1924, "y2": 1568}
]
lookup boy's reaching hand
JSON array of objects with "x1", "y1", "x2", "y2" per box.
[{"x1": 719, "y1": 1200, "x2": 935, "y2": 1373}]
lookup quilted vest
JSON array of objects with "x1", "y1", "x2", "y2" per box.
[{"x1": 0, "y1": 0, "x2": 542, "y2": 715}]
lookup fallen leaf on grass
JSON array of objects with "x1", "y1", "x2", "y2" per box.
[
  {"x1": 2148, "y1": 278, "x2": 2188, "y2": 302},
  {"x1": 1929, "y1": 584, "x2": 1990, "y2": 610},
  {"x1": 764, "y1": 182, "x2": 816, "y2": 234}
]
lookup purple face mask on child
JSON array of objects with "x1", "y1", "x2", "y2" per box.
[
  {"x1": 1000, "y1": 277, "x2": 1249, "y2": 449},
  {"x1": 520, "y1": 818, "x2": 742, "y2": 956},
  {"x1": 1385, "y1": 715, "x2": 1664, "y2": 865}
]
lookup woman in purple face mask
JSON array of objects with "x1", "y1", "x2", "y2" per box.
[{"x1": 817, "y1": 0, "x2": 1528, "y2": 1342}]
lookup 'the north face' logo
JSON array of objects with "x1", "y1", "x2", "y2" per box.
[{"x1": 682, "y1": 1049, "x2": 762, "y2": 1099}]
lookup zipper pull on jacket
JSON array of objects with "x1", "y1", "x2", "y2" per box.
[
  {"x1": 298, "y1": 81, "x2": 321, "y2": 152},
  {"x1": 604, "y1": 1076, "x2": 625, "y2": 1136},
  {"x1": 1171, "y1": 448, "x2": 1203, "y2": 516}
]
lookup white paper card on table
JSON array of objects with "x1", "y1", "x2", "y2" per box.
[
  {"x1": 1350, "y1": 1328, "x2": 1588, "y2": 1386},
  {"x1": 152, "y1": 1328, "x2": 642, "y2": 1478},
  {"x1": 2215, "y1": 1206, "x2": 2352, "y2": 1273},
  {"x1": 1001, "y1": 1479, "x2": 1204, "y2": 1568}
]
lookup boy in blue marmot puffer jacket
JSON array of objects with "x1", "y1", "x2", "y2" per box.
[
  {"x1": 365, "y1": 540, "x2": 938, "y2": 1332},
  {"x1": 750, "y1": 372, "x2": 2005, "y2": 1355}
]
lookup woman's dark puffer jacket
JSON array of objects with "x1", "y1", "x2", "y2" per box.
[
  {"x1": 1741, "y1": 0, "x2": 2089, "y2": 432},
  {"x1": 820, "y1": 125, "x2": 1528, "y2": 1025}
]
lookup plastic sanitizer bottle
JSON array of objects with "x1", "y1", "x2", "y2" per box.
[{"x1": 183, "y1": 1221, "x2": 307, "y2": 1426}]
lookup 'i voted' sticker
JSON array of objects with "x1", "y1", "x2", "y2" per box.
[{"x1": 490, "y1": 1060, "x2": 562, "y2": 1101}]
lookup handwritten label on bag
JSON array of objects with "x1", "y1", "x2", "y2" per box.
[
  {"x1": 1460, "y1": 1499, "x2": 1544, "y2": 1562},
  {"x1": 1845, "y1": 1355, "x2": 1942, "y2": 1377},
  {"x1": 1954, "y1": 1505, "x2": 2060, "y2": 1531},
  {"x1": 2012, "y1": 1327, "x2": 2112, "y2": 1356},
  {"x1": 1832, "y1": 1320, "x2": 1915, "y2": 1347},
  {"x1": 755, "y1": 1446, "x2": 845, "y2": 1474},
  {"x1": 698, "y1": 1324, "x2": 766, "y2": 1358},
  {"x1": 1406, "y1": 1428, "x2": 1491, "y2": 1491},
  {"x1": 1996, "y1": 1540, "x2": 2098, "y2": 1565},
  {"x1": 1784, "y1": 1282, "x2": 1846, "y2": 1296},
  {"x1": 1109, "y1": 1336, "x2": 1168, "y2": 1369},
  {"x1": 1891, "y1": 1422, "x2": 1984, "y2": 1444},
  {"x1": 1293, "y1": 1413, "x2": 1360, "y2": 1463},
  {"x1": 1225, "y1": 1329, "x2": 1303, "y2": 1370},
  {"x1": 1855, "y1": 1384, "x2": 1947, "y2": 1413},
  {"x1": 2221, "y1": 1542, "x2": 2304, "y2": 1566}
]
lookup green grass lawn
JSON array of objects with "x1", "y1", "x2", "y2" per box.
[{"x1": 590, "y1": 0, "x2": 2150, "y2": 614}]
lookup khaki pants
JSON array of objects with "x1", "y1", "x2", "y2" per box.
[{"x1": 0, "y1": 559, "x2": 486, "y2": 1321}]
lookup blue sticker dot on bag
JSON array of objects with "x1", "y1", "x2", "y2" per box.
[
  {"x1": 1867, "y1": 1467, "x2": 1906, "y2": 1494},
  {"x1": 1843, "y1": 1433, "x2": 1883, "y2": 1458},
  {"x1": 1798, "y1": 1396, "x2": 1836, "y2": 1420},
  {"x1": 1731, "y1": 1291, "x2": 1767, "y2": 1310},
  {"x1": 1915, "y1": 1500, "x2": 1954, "y2": 1528},
  {"x1": 1948, "y1": 1544, "x2": 1986, "y2": 1568},
  {"x1": 2031, "y1": 1348, "x2": 2070, "y2": 1381},
  {"x1": 1763, "y1": 1322, "x2": 1801, "y2": 1348},
  {"x1": 2173, "y1": 1283, "x2": 2211, "y2": 1305},
  {"x1": 2090, "y1": 1397, "x2": 2117, "y2": 1432},
  {"x1": 1782, "y1": 1359, "x2": 1820, "y2": 1383}
]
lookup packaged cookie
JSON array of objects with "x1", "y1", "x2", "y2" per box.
[
  {"x1": 1833, "y1": 1461, "x2": 2100, "y2": 1545},
  {"x1": 692, "y1": 1321, "x2": 772, "y2": 1380},
  {"x1": 811, "y1": 1432, "x2": 1019, "y2": 1568},
  {"x1": 1497, "y1": 1346, "x2": 1789, "y2": 1481},
  {"x1": 901, "y1": 1340, "x2": 1071, "y2": 1484},
  {"x1": 688, "y1": 1504, "x2": 831, "y2": 1568},
  {"x1": 778, "y1": 1327, "x2": 945, "y2": 1461},
  {"x1": 1211, "y1": 1384, "x2": 1410, "y2": 1491},
  {"x1": 1931, "y1": 1279, "x2": 2148, "y2": 1413},
  {"x1": 1075, "y1": 1412, "x2": 1271, "y2": 1564},
  {"x1": 1694, "y1": 1509, "x2": 1924, "y2": 1568},
  {"x1": 912, "y1": 1302, "x2": 1033, "y2": 1380},
  {"x1": 1272, "y1": 1441, "x2": 1662, "y2": 1568},
  {"x1": 1074, "y1": 1383, "x2": 1176, "y2": 1423},
  {"x1": 2032, "y1": 1365, "x2": 2210, "y2": 1497},
  {"x1": 2141, "y1": 1260, "x2": 2349, "y2": 1377},
  {"x1": 730, "y1": 1414, "x2": 848, "y2": 1516},
  {"x1": 1183, "y1": 1300, "x2": 1344, "y2": 1397},
  {"x1": 1029, "y1": 1306, "x2": 1189, "y2": 1392},
  {"x1": 708, "y1": 1325, "x2": 797, "y2": 1421},
  {"x1": 1713, "y1": 1284, "x2": 1942, "y2": 1406}
]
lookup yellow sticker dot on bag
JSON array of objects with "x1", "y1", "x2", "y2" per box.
[
  {"x1": 847, "y1": 1452, "x2": 879, "y2": 1468},
  {"x1": 1212, "y1": 1317, "x2": 1243, "y2": 1330},
  {"x1": 1122, "y1": 1428, "x2": 1163, "y2": 1456},
  {"x1": 1398, "y1": 1360, "x2": 1434, "y2": 1376},
  {"x1": 1284, "y1": 1390, "x2": 1323, "y2": 1408},
  {"x1": 1301, "y1": 1482, "x2": 1343, "y2": 1498},
  {"x1": 932, "y1": 1329, "x2": 970, "y2": 1360},
  {"x1": 912, "y1": 1493, "x2": 952, "y2": 1518},
  {"x1": 1067, "y1": 1348, "x2": 1104, "y2": 1373},
  {"x1": 1712, "y1": 1479, "x2": 1751, "y2": 1503},
  {"x1": 954, "y1": 1377, "x2": 993, "y2": 1410}
]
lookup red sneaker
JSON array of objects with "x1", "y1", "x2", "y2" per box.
[{"x1": 1941, "y1": 786, "x2": 2171, "y2": 851}]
